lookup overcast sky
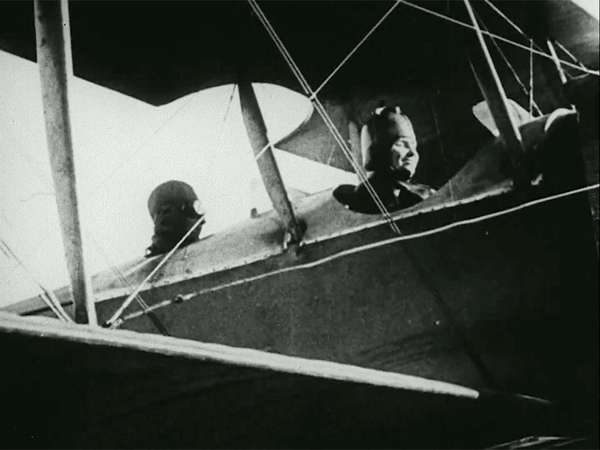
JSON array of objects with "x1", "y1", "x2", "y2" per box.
[{"x1": 0, "y1": 51, "x2": 355, "y2": 306}]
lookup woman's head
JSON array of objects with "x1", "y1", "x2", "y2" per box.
[{"x1": 362, "y1": 106, "x2": 417, "y2": 172}]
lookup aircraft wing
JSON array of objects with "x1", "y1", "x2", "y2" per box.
[{"x1": 0, "y1": 311, "x2": 561, "y2": 448}]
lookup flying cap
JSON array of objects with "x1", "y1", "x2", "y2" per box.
[
  {"x1": 361, "y1": 106, "x2": 417, "y2": 171},
  {"x1": 147, "y1": 180, "x2": 204, "y2": 217}
]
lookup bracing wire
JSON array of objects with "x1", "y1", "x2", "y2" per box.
[
  {"x1": 312, "y1": 0, "x2": 403, "y2": 97},
  {"x1": 398, "y1": 0, "x2": 599, "y2": 77},
  {"x1": 89, "y1": 93, "x2": 197, "y2": 199},
  {"x1": 4, "y1": 89, "x2": 201, "y2": 324},
  {"x1": 105, "y1": 0, "x2": 409, "y2": 327},
  {"x1": 482, "y1": 0, "x2": 542, "y2": 50},
  {"x1": 483, "y1": 0, "x2": 591, "y2": 74},
  {"x1": 554, "y1": 40, "x2": 586, "y2": 68},
  {"x1": 88, "y1": 235, "x2": 169, "y2": 335},
  {"x1": 248, "y1": 0, "x2": 402, "y2": 235},
  {"x1": 2, "y1": 91, "x2": 197, "y2": 324},
  {"x1": 0, "y1": 237, "x2": 72, "y2": 322},
  {"x1": 243, "y1": 3, "x2": 596, "y2": 388},
  {"x1": 104, "y1": 216, "x2": 205, "y2": 327},
  {"x1": 104, "y1": 82, "x2": 239, "y2": 328},
  {"x1": 474, "y1": 9, "x2": 542, "y2": 116},
  {"x1": 529, "y1": 39, "x2": 534, "y2": 116}
]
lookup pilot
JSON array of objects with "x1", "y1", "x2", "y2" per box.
[
  {"x1": 336, "y1": 106, "x2": 432, "y2": 213},
  {"x1": 145, "y1": 180, "x2": 205, "y2": 257}
]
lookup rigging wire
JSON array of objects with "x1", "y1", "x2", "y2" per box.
[
  {"x1": 115, "y1": 182, "x2": 600, "y2": 326},
  {"x1": 3, "y1": 87, "x2": 199, "y2": 323},
  {"x1": 397, "y1": 0, "x2": 599, "y2": 77},
  {"x1": 529, "y1": 39, "x2": 535, "y2": 116},
  {"x1": 0, "y1": 237, "x2": 72, "y2": 322},
  {"x1": 7, "y1": 0, "x2": 595, "y2": 333},
  {"x1": 222, "y1": 84, "x2": 238, "y2": 123},
  {"x1": 89, "y1": 93, "x2": 197, "y2": 198},
  {"x1": 7, "y1": 84, "x2": 232, "y2": 326},
  {"x1": 428, "y1": 94, "x2": 456, "y2": 202},
  {"x1": 104, "y1": 216, "x2": 205, "y2": 327},
  {"x1": 104, "y1": 83, "x2": 239, "y2": 328},
  {"x1": 483, "y1": 0, "x2": 592, "y2": 75},
  {"x1": 554, "y1": 40, "x2": 586, "y2": 68},
  {"x1": 312, "y1": 0, "x2": 403, "y2": 97},
  {"x1": 482, "y1": 0, "x2": 543, "y2": 51},
  {"x1": 254, "y1": 142, "x2": 272, "y2": 162},
  {"x1": 481, "y1": 0, "x2": 592, "y2": 85},
  {"x1": 1, "y1": 95, "x2": 193, "y2": 324},
  {"x1": 88, "y1": 235, "x2": 169, "y2": 335},
  {"x1": 106, "y1": 1, "x2": 595, "y2": 382},
  {"x1": 474, "y1": 10, "x2": 543, "y2": 116},
  {"x1": 247, "y1": 0, "x2": 575, "y2": 387},
  {"x1": 248, "y1": 0, "x2": 401, "y2": 235}
]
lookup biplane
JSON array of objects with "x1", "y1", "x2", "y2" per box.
[{"x1": 0, "y1": 0, "x2": 598, "y2": 447}]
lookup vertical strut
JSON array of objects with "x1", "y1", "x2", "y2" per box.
[
  {"x1": 34, "y1": 0, "x2": 97, "y2": 324},
  {"x1": 238, "y1": 81, "x2": 304, "y2": 244}
]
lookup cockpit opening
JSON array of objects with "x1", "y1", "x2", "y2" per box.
[{"x1": 333, "y1": 105, "x2": 435, "y2": 214}]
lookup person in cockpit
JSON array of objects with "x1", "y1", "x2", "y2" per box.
[
  {"x1": 145, "y1": 180, "x2": 205, "y2": 257},
  {"x1": 335, "y1": 105, "x2": 433, "y2": 214}
]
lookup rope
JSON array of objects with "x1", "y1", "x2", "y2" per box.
[
  {"x1": 312, "y1": 0, "x2": 402, "y2": 97},
  {"x1": 248, "y1": 0, "x2": 402, "y2": 235},
  {"x1": 397, "y1": 0, "x2": 599, "y2": 77},
  {"x1": 0, "y1": 237, "x2": 72, "y2": 322},
  {"x1": 115, "y1": 183, "x2": 600, "y2": 325}
]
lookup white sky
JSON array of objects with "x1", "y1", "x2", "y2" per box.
[
  {"x1": 0, "y1": 51, "x2": 356, "y2": 306},
  {"x1": 573, "y1": 0, "x2": 599, "y2": 19}
]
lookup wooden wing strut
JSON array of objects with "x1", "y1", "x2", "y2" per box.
[
  {"x1": 238, "y1": 81, "x2": 304, "y2": 244},
  {"x1": 34, "y1": 0, "x2": 97, "y2": 324}
]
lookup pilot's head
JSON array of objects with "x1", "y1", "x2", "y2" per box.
[
  {"x1": 146, "y1": 180, "x2": 205, "y2": 257},
  {"x1": 362, "y1": 106, "x2": 417, "y2": 175}
]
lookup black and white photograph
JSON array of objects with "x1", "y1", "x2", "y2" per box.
[{"x1": 0, "y1": 0, "x2": 598, "y2": 448}]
